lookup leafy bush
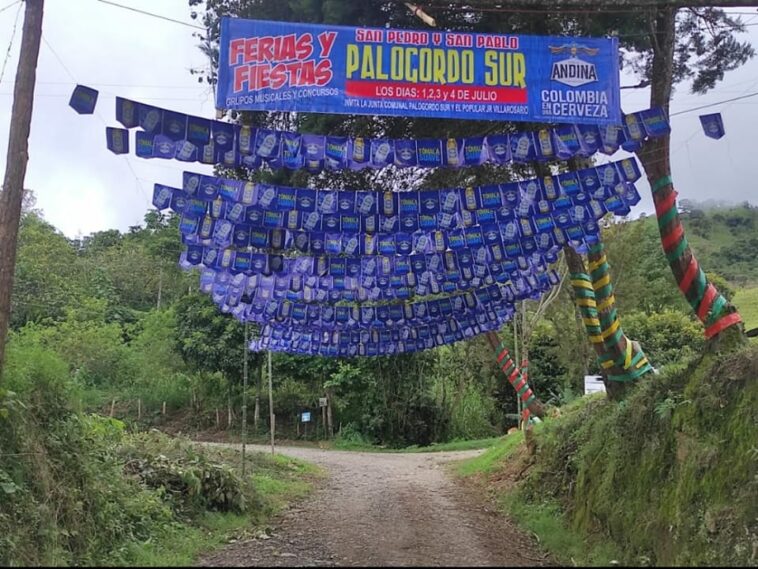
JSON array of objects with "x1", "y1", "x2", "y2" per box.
[
  {"x1": 118, "y1": 433, "x2": 253, "y2": 517},
  {"x1": 0, "y1": 392, "x2": 173, "y2": 565},
  {"x1": 622, "y1": 309, "x2": 704, "y2": 368},
  {"x1": 334, "y1": 422, "x2": 374, "y2": 448}
]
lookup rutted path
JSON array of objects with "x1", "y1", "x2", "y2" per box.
[{"x1": 199, "y1": 444, "x2": 552, "y2": 567}]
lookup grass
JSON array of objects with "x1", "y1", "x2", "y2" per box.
[
  {"x1": 119, "y1": 440, "x2": 322, "y2": 566},
  {"x1": 455, "y1": 432, "x2": 525, "y2": 476},
  {"x1": 733, "y1": 286, "x2": 758, "y2": 330},
  {"x1": 457, "y1": 347, "x2": 758, "y2": 567},
  {"x1": 332, "y1": 436, "x2": 503, "y2": 453},
  {"x1": 504, "y1": 496, "x2": 622, "y2": 567}
]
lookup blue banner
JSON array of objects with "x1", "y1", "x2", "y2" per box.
[
  {"x1": 217, "y1": 18, "x2": 621, "y2": 125},
  {"x1": 699, "y1": 113, "x2": 725, "y2": 140}
]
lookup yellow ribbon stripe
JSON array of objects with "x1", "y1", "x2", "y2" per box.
[
  {"x1": 583, "y1": 317, "x2": 601, "y2": 327},
  {"x1": 588, "y1": 256, "x2": 608, "y2": 273},
  {"x1": 600, "y1": 319, "x2": 621, "y2": 340},
  {"x1": 576, "y1": 298, "x2": 596, "y2": 307},
  {"x1": 597, "y1": 295, "x2": 616, "y2": 312},
  {"x1": 571, "y1": 279, "x2": 594, "y2": 290},
  {"x1": 623, "y1": 339, "x2": 633, "y2": 369},
  {"x1": 593, "y1": 273, "x2": 611, "y2": 290}
]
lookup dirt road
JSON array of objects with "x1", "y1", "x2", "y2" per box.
[{"x1": 199, "y1": 444, "x2": 551, "y2": 567}]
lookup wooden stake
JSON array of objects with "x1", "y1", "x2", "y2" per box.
[
  {"x1": 162, "y1": 401, "x2": 166, "y2": 416},
  {"x1": 110, "y1": 399, "x2": 116, "y2": 418},
  {"x1": 137, "y1": 398, "x2": 141, "y2": 420},
  {"x1": 241, "y1": 322, "x2": 249, "y2": 476},
  {"x1": 268, "y1": 350, "x2": 275, "y2": 455}
]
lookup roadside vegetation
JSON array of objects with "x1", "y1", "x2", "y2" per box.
[{"x1": 458, "y1": 345, "x2": 758, "y2": 567}]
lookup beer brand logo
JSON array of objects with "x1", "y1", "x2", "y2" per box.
[{"x1": 549, "y1": 44, "x2": 599, "y2": 87}]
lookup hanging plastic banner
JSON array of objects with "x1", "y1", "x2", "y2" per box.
[
  {"x1": 699, "y1": 113, "x2": 725, "y2": 140},
  {"x1": 109, "y1": 93, "x2": 667, "y2": 171},
  {"x1": 216, "y1": 18, "x2": 621, "y2": 125},
  {"x1": 106, "y1": 127, "x2": 129, "y2": 155},
  {"x1": 69, "y1": 85, "x2": 99, "y2": 115}
]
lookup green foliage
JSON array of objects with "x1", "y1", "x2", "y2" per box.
[
  {"x1": 455, "y1": 431, "x2": 525, "y2": 477},
  {"x1": 118, "y1": 432, "x2": 254, "y2": 517},
  {"x1": 12, "y1": 214, "x2": 85, "y2": 327},
  {"x1": 0, "y1": 369, "x2": 173, "y2": 566},
  {"x1": 486, "y1": 347, "x2": 758, "y2": 566},
  {"x1": 0, "y1": 332, "x2": 318, "y2": 566},
  {"x1": 681, "y1": 204, "x2": 758, "y2": 285},
  {"x1": 621, "y1": 309, "x2": 704, "y2": 369},
  {"x1": 174, "y1": 292, "x2": 258, "y2": 382}
]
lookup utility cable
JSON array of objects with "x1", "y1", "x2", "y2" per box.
[
  {"x1": 94, "y1": 0, "x2": 204, "y2": 30},
  {"x1": 0, "y1": 0, "x2": 22, "y2": 84}
]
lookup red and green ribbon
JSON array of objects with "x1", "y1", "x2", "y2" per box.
[
  {"x1": 652, "y1": 176, "x2": 742, "y2": 339},
  {"x1": 495, "y1": 341, "x2": 537, "y2": 407}
]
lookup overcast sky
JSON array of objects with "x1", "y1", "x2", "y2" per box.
[{"x1": 0, "y1": 0, "x2": 757, "y2": 239}]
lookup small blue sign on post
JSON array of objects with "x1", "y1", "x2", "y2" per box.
[
  {"x1": 301, "y1": 412, "x2": 312, "y2": 423},
  {"x1": 216, "y1": 18, "x2": 621, "y2": 124}
]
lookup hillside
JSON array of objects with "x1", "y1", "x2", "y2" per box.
[
  {"x1": 679, "y1": 203, "x2": 758, "y2": 285},
  {"x1": 460, "y1": 344, "x2": 758, "y2": 566}
]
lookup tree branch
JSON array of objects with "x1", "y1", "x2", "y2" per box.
[{"x1": 435, "y1": 1, "x2": 758, "y2": 10}]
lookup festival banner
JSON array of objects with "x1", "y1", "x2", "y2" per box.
[{"x1": 216, "y1": 18, "x2": 621, "y2": 124}]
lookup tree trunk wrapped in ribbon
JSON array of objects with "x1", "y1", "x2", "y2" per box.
[
  {"x1": 637, "y1": 6, "x2": 744, "y2": 347},
  {"x1": 564, "y1": 245, "x2": 653, "y2": 400},
  {"x1": 485, "y1": 331, "x2": 544, "y2": 421}
]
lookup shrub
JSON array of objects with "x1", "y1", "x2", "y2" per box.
[{"x1": 118, "y1": 432, "x2": 255, "y2": 517}]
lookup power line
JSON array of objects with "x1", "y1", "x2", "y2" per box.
[
  {"x1": 423, "y1": 1, "x2": 758, "y2": 15},
  {"x1": 0, "y1": 0, "x2": 20, "y2": 15},
  {"x1": 94, "y1": 0, "x2": 205, "y2": 31},
  {"x1": 670, "y1": 90, "x2": 758, "y2": 116},
  {"x1": 0, "y1": 0, "x2": 22, "y2": 84},
  {"x1": 40, "y1": 34, "x2": 152, "y2": 207}
]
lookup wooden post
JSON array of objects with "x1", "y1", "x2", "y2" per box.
[
  {"x1": 215, "y1": 408, "x2": 220, "y2": 428},
  {"x1": 110, "y1": 399, "x2": 116, "y2": 418},
  {"x1": 253, "y1": 362, "x2": 261, "y2": 433},
  {"x1": 241, "y1": 322, "x2": 249, "y2": 476},
  {"x1": 162, "y1": 401, "x2": 166, "y2": 416},
  {"x1": 137, "y1": 398, "x2": 142, "y2": 420},
  {"x1": 322, "y1": 400, "x2": 327, "y2": 440},
  {"x1": 513, "y1": 312, "x2": 521, "y2": 425},
  {"x1": 268, "y1": 350, "x2": 275, "y2": 455},
  {"x1": 227, "y1": 395, "x2": 232, "y2": 430},
  {"x1": 326, "y1": 391, "x2": 334, "y2": 439},
  {"x1": 0, "y1": 0, "x2": 45, "y2": 380}
]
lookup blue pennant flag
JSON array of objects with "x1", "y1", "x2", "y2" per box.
[
  {"x1": 69, "y1": 85, "x2": 99, "y2": 115},
  {"x1": 699, "y1": 113, "x2": 725, "y2": 140}
]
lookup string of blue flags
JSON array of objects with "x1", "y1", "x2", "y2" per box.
[
  {"x1": 104, "y1": 93, "x2": 670, "y2": 170},
  {"x1": 68, "y1": 83, "x2": 666, "y2": 357}
]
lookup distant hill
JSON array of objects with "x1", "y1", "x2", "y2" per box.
[{"x1": 679, "y1": 203, "x2": 758, "y2": 285}]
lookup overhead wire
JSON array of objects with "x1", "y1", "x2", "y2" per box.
[
  {"x1": 0, "y1": 0, "x2": 20, "y2": 15},
  {"x1": 93, "y1": 0, "x2": 205, "y2": 31},
  {"x1": 0, "y1": 0, "x2": 22, "y2": 84},
  {"x1": 40, "y1": 34, "x2": 153, "y2": 212}
]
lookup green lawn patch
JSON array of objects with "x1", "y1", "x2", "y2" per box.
[{"x1": 733, "y1": 286, "x2": 758, "y2": 331}]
